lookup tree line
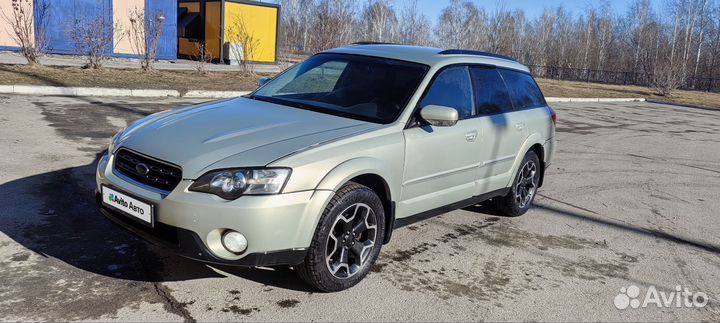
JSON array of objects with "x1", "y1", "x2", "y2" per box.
[{"x1": 279, "y1": 0, "x2": 720, "y2": 94}]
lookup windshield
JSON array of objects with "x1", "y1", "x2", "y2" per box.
[{"x1": 251, "y1": 53, "x2": 428, "y2": 124}]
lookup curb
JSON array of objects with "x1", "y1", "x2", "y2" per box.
[
  {"x1": 545, "y1": 97, "x2": 646, "y2": 103},
  {"x1": 0, "y1": 85, "x2": 251, "y2": 99},
  {"x1": 184, "y1": 90, "x2": 250, "y2": 98},
  {"x1": 645, "y1": 99, "x2": 720, "y2": 112}
]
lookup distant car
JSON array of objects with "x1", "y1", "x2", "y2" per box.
[{"x1": 96, "y1": 44, "x2": 556, "y2": 291}]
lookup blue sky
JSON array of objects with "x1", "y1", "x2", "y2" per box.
[{"x1": 403, "y1": 0, "x2": 663, "y2": 22}]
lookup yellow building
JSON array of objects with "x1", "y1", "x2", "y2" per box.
[{"x1": 178, "y1": 0, "x2": 279, "y2": 63}]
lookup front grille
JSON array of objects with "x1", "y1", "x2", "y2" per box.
[{"x1": 114, "y1": 148, "x2": 182, "y2": 191}]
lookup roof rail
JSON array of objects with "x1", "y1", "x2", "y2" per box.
[
  {"x1": 438, "y1": 49, "x2": 517, "y2": 62},
  {"x1": 350, "y1": 41, "x2": 398, "y2": 46}
]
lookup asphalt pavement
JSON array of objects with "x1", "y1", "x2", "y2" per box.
[{"x1": 0, "y1": 95, "x2": 718, "y2": 321}]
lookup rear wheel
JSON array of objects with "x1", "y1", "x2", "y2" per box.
[
  {"x1": 296, "y1": 182, "x2": 385, "y2": 292},
  {"x1": 494, "y1": 150, "x2": 541, "y2": 217}
]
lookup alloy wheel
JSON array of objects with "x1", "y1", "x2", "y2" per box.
[
  {"x1": 515, "y1": 160, "x2": 539, "y2": 209},
  {"x1": 325, "y1": 203, "x2": 378, "y2": 279}
]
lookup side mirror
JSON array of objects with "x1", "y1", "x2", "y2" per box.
[
  {"x1": 419, "y1": 105, "x2": 459, "y2": 127},
  {"x1": 257, "y1": 77, "x2": 271, "y2": 87}
]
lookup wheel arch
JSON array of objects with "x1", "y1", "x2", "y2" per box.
[
  {"x1": 315, "y1": 158, "x2": 399, "y2": 245},
  {"x1": 509, "y1": 135, "x2": 546, "y2": 188},
  {"x1": 528, "y1": 143, "x2": 546, "y2": 187}
]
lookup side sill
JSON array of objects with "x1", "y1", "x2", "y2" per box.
[{"x1": 393, "y1": 188, "x2": 509, "y2": 229}]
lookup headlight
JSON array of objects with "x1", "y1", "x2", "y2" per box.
[
  {"x1": 108, "y1": 129, "x2": 124, "y2": 154},
  {"x1": 189, "y1": 168, "x2": 291, "y2": 199}
]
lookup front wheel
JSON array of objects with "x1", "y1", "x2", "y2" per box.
[
  {"x1": 494, "y1": 150, "x2": 541, "y2": 217},
  {"x1": 296, "y1": 182, "x2": 385, "y2": 292}
]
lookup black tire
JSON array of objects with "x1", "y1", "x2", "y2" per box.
[
  {"x1": 494, "y1": 150, "x2": 541, "y2": 217},
  {"x1": 296, "y1": 182, "x2": 385, "y2": 292}
]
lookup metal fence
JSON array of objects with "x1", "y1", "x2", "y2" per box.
[{"x1": 527, "y1": 65, "x2": 720, "y2": 93}]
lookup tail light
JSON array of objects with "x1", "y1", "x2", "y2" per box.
[{"x1": 549, "y1": 106, "x2": 557, "y2": 125}]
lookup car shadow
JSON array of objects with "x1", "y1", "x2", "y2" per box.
[
  {"x1": 461, "y1": 202, "x2": 507, "y2": 217},
  {"x1": 0, "y1": 152, "x2": 316, "y2": 292}
]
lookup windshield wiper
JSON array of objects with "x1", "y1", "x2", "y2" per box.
[{"x1": 253, "y1": 95, "x2": 319, "y2": 111}]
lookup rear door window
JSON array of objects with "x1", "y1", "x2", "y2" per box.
[
  {"x1": 499, "y1": 69, "x2": 546, "y2": 110},
  {"x1": 469, "y1": 67, "x2": 513, "y2": 116},
  {"x1": 419, "y1": 66, "x2": 474, "y2": 119}
]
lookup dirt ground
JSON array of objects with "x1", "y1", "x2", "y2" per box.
[
  {"x1": 0, "y1": 65, "x2": 268, "y2": 93},
  {"x1": 0, "y1": 64, "x2": 719, "y2": 109},
  {"x1": 537, "y1": 78, "x2": 720, "y2": 109}
]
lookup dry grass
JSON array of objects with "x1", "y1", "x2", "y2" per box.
[
  {"x1": 0, "y1": 64, "x2": 718, "y2": 109},
  {"x1": 537, "y1": 78, "x2": 720, "y2": 109},
  {"x1": 0, "y1": 64, "x2": 267, "y2": 94}
]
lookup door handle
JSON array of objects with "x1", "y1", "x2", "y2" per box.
[
  {"x1": 465, "y1": 130, "x2": 478, "y2": 142},
  {"x1": 515, "y1": 122, "x2": 525, "y2": 131}
]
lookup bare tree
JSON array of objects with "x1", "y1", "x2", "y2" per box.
[
  {"x1": 693, "y1": 0, "x2": 709, "y2": 80},
  {"x1": 67, "y1": 16, "x2": 120, "y2": 69},
  {"x1": 595, "y1": 1, "x2": 615, "y2": 72},
  {"x1": 279, "y1": 0, "x2": 316, "y2": 53},
  {"x1": 436, "y1": 0, "x2": 487, "y2": 50},
  {"x1": 626, "y1": 0, "x2": 652, "y2": 70},
  {"x1": 487, "y1": 4, "x2": 510, "y2": 54},
  {"x1": 681, "y1": 0, "x2": 697, "y2": 80},
  {"x1": 654, "y1": 54, "x2": 685, "y2": 95},
  {"x1": 128, "y1": 7, "x2": 166, "y2": 71},
  {"x1": 310, "y1": 0, "x2": 356, "y2": 52},
  {"x1": 580, "y1": 5, "x2": 597, "y2": 71},
  {"x1": 1, "y1": 0, "x2": 51, "y2": 66},
  {"x1": 193, "y1": 41, "x2": 212, "y2": 75},
  {"x1": 361, "y1": 0, "x2": 398, "y2": 42},
  {"x1": 554, "y1": 7, "x2": 575, "y2": 68},
  {"x1": 399, "y1": 0, "x2": 432, "y2": 46},
  {"x1": 707, "y1": 7, "x2": 720, "y2": 82},
  {"x1": 510, "y1": 10, "x2": 527, "y2": 60},
  {"x1": 277, "y1": 50, "x2": 295, "y2": 71},
  {"x1": 226, "y1": 13, "x2": 260, "y2": 74}
]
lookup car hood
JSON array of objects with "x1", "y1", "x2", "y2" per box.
[{"x1": 117, "y1": 97, "x2": 377, "y2": 178}]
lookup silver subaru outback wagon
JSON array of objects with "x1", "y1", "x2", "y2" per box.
[{"x1": 96, "y1": 44, "x2": 556, "y2": 291}]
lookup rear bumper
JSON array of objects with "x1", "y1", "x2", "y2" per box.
[
  {"x1": 538, "y1": 137, "x2": 555, "y2": 187},
  {"x1": 543, "y1": 136, "x2": 556, "y2": 167}
]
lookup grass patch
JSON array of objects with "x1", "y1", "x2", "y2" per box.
[
  {"x1": 537, "y1": 78, "x2": 720, "y2": 109},
  {"x1": 0, "y1": 64, "x2": 267, "y2": 94}
]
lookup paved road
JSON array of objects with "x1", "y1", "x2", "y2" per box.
[{"x1": 0, "y1": 95, "x2": 718, "y2": 322}]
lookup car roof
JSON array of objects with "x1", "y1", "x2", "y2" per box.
[{"x1": 322, "y1": 44, "x2": 530, "y2": 73}]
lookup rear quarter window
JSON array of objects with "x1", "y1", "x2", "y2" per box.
[
  {"x1": 470, "y1": 67, "x2": 513, "y2": 116},
  {"x1": 499, "y1": 69, "x2": 546, "y2": 110}
]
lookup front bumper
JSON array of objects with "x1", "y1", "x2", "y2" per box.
[{"x1": 95, "y1": 152, "x2": 333, "y2": 267}]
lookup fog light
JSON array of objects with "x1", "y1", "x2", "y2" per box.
[{"x1": 222, "y1": 230, "x2": 247, "y2": 253}]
